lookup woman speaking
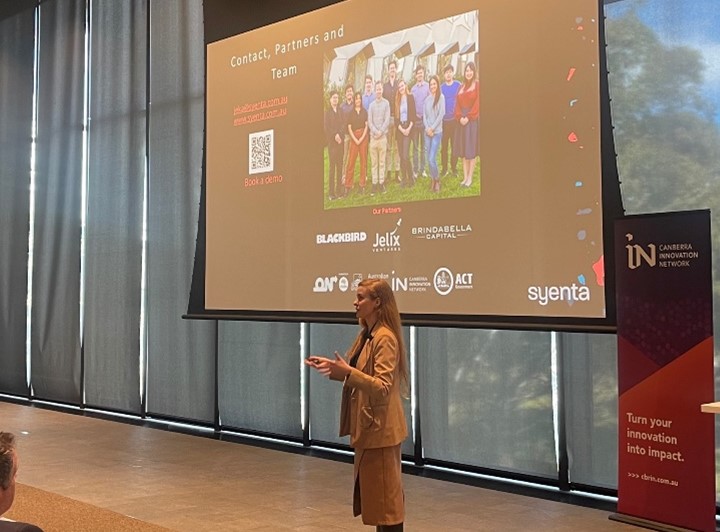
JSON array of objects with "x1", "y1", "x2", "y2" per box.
[{"x1": 306, "y1": 278, "x2": 408, "y2": 532}]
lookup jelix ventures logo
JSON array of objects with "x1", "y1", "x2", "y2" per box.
[{"x1": 373, "y1": 218, "x2": 401, "y2": 253}]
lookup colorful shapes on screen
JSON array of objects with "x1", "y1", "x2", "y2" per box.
[{"x1": 592, "y1": 256, "x2": 605, "y2": 287}]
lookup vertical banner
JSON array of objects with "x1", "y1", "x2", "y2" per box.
[{"x1": 614, "y1": 210, "x2": 715, "y2": 532}]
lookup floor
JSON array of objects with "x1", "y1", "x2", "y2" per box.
[{"x1": 0, "y1": 401, "x2": 637, "y2": 531}]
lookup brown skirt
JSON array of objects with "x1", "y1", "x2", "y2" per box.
[{"x1": 353, "y1": 444, "x2": 404, "y2": 526}]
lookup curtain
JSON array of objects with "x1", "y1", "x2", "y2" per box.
[
  {"x1": 0, "y1": 8, "x2": 34, "y2": 395},
  {"x1": 219, "y1": 321, "x2": 302, "y2": 437},
  {"x1": 562, "y1": 333, "x2": 618, "y2": 489},
  {"x1": 145, "y1": 0, "x2": 214, "y2": 422},
  {"x1": 418, "y1": 328, "x2": 557, "y2": 477},
  {"x1": 307, "y1": 323, "x2": 356, "y2": 445},
  {"x1": 83, "y1": 0, "x2": 146, "y2": 413},
  {"x1": 30, "y1": 0, "x2": 85, "y2": 403}
]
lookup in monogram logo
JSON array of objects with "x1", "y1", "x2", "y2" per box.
[{"x1": 625, "y1": 233, "x2": 656, "y2": 269}]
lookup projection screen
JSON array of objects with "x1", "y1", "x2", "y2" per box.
[{"x1": 203, "y1": 0, "x2": 611, "y2": 324}]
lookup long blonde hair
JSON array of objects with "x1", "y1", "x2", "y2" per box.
[
  {"x1": 394, "y1": 79, "x2": 407, "y2": 121},
  {"x1": 351, "y1": 278, "x2": 408, "y2": 391}
]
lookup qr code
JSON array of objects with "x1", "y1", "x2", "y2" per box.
[{"x1": 248, "y1": 129, "x2": 274, "y2": 174}]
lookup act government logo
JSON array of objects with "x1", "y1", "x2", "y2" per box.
[
  {"x1": 412, "y1": 223, "x2": 472, "y2": 240},
  {"x1": 433, "y1": 267, "x2": 474, "y2": 296}
]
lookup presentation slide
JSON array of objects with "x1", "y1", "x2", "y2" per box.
[{"x1": 205, "y1": 0, "x2": 605, "y2": 319}]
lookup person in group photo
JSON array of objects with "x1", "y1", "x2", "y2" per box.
[
  {"x1": 394, "y1": 79, "x2": 416, "y2": 189},
  {"x1": 454, "y1": 61, "x2": 480, "y2": 188},
  {"x1": 383, "y1": 60, "x2": 400, "y2": 184},
  {"x1": 306, "y1": 278, "x2": 408, "y2": 532},
  {"x1": 345, "y1": 91, "x2": 369, "y2": 195},
  {"x1": 362, "y1": 75, "x2": 375, "y2": 111},
  {"x1": 423, "y1": 74, "x2": 445, "y2": 193},
  {"x1": 362, "y1": 75, "x2": 375, "y2": 184},
  {"x1": 324, "y1": 90, "x2": 345, "y2": 200},
  {"x1": 440, "y1": 64, "x2": 461, "y2": 178},
  {"x1": 341, "y1": 84, "x2": 355, "y2": 177},
  {"x1": 410, "y1": 65, "x2": 429, "y2": 180},
  {"x1": 367, "y1": 81, "x2": 390, "y2": 195}
]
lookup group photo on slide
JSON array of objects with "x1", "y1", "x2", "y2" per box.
[{"x1": 322, "y1": 11, "x2": 480, "y2": 209}]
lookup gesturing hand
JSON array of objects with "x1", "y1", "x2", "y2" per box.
[{"x1": 305, "y1": 352, "x2": 351, "y2": 381}]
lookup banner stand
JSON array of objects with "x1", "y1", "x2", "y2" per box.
[
  {"x1": 608, "y1": 513, "x2": 712, "y2": 532},
  {"x1": 614, "y1": 210, "x2": 715, "y2": 532}
]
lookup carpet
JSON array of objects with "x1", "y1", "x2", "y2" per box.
[{"x1": 4, "y1": 484, "x2": 170, "y2": 532}]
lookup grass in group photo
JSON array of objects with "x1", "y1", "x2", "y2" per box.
[{"x1": 322, "y1": 148, "x2": 481, "y2": 209}]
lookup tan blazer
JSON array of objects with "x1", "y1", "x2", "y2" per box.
[{"x1": 339, "y1": 325, "x2": 407, "y2": 449}]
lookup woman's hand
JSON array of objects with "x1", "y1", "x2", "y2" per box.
[
  {"x1": 306, "y1": 352, "x2": 351, "y2": 381},
  {"x1": 460, "y1": 116, "x2": 469, "y2": 126},
  {"x1": 331, "y1": 352, "x2": 352, "y2": 379},
  {"x1": 305, "y1": 355, "x2": 328, "y2": 370}
]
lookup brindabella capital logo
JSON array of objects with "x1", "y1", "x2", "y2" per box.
[{"x1": 625, "y1": 233, "x2": 656, "y2": 269}]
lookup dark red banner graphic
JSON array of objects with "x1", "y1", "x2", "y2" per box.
[{"x1": 615, "y1": 210, "x2": 715, "y2": 532}]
